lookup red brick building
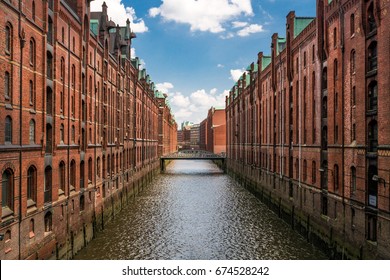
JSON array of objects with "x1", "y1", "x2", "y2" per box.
[
  {"x1": 204, "y1": 107, "x2": 226, "y2": 155},
  {"x1": 0, "y1": 0, "x2": 175, "y2": 259},
  {"x1": 156, "y1": 91, "x2": 177, "y2": 156},
  {"x1": 226, "y1": 0, "x2": 390, "y2": 259}
]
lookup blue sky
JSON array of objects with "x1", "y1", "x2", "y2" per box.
[{"x1": 91, "y1": 0, "x2": 316, "y2": 125}]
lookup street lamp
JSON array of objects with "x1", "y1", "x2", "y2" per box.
[{"x1": 372, "y1": 175, "x2": 386, "y2": 188}]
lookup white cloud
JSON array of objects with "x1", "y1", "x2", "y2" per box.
[
  {"x1": 155, "y1": 82, "x2": 174, "y2": 94},
  {"x1": 230, "y1": 69, "x2": 245, "y2": 82},
  {"x1": 237, "y1": 24, "x2": 264, "y2": 37},
  {"x1": 219, "y1": 32, "x2": 234, "y2": 39},
  {"x1": 161, "y1": 84, "x2": 228, "y2": 125},
  {"x1": 217, "y1": 64, "x2": 225, "y2": 68},
  {"x1": 232, "y1": 21, "x2": 248, "y2": 29},
  {"x1": 91, "y1": 0, "x2": 148, "y2": 33},
  {"x1": 149, "y1": 0, "x2": 253, "y2": 34}
]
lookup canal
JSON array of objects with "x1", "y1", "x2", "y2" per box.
[{"x1": 75, "y1": 160, "x2": 326, "y2": 260}]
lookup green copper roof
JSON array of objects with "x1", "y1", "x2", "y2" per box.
[
  {"x1": 262, "y1": 56, "x2": 271, "y2": 71},
  {"x1": 294, "y1": 17, "x2": 315, "y2": 38},
  {"x1": 155, "y1": 90, "x2": 165, "y2": 99},
  {"x1": 90, "y1": 19, "x2": 99, "y2": 36}
]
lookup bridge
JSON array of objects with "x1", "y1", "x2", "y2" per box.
[{"x1": 160, "y1": 150, "x2": 226, "y2": 172}]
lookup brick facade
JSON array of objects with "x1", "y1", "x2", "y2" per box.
[
  {"x1": 0, "y1": 0, "x2": 176, "y2": 259},
  {"x1": 226, "y1": 0, "x2": 389, "y2": 259}
]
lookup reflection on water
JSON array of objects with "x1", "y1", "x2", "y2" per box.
[{"x1": 75, "y1": 160, "x2": 326, "y2": 260}]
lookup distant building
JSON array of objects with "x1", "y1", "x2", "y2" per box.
[
  {"x1": 190, "y1": 124, "x2": 200, "y2": 149},
  {"x1": 199, "y1": 119, "x2": 208, "y2": 151},
  {"x1": 206, "y1": 107, "x2": 226, "y2": 155}
]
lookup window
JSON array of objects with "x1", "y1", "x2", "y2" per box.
[
  {"x1": 60, "y1": 91, "x2": 64, "y2": 113},
  {"x1": 351, "y1": 166, "x2": 356, "y2": 194},
  {"x1": 322, "y1": 67, "x2": 327, "y2": 90},
  {"x1": 350, "y1": 13, "x2": 355, "y2": 36},
  {"x1": 70, "y1": 160, "x2": 76, "y2": 189},
  {"x1": 80, "y1": 195, "x2": 85, "y2": 211},
  {"x1": 335, "y1": 92, "x2": 338, "y2": 112},
  {"x1": 60, "y1": 57, "x2": 65, "y2": 81},
  {"x1": 352, "y1": 86, "x2": 356, "y2": 106},
  {"x1": 368, "y1": 81, "x2": 378, "y2": 111},
  {"x1": 61, "y1": 27, "x2": 65, "y2": 43},
  {"x1": 350, "y1": 50, "x2": 356, "y2": 74},
  {"x1": 5, "y1": 24, "x2": 12, "y2": 55},
  {"x1": 5, "y1": 71, "x2": 11, "y2": 100},
  {"x1": 46, "y1": 124, "x2": 52, "y2": 154},
  {"x1": 71, "y1": 64, "x2": 75, "y2": 87},
  {"x1": 367, "y1": 3, "x2": 376, "y2": 32},
  {"x1": 47, "y1": 16, "x2": 53, "y2": 45},
  {"x1": 32, "y1": 1, "x2": 35, "y2": 21},
  {"x1": 2, "y1": 169, "x2": 14, "y2": 212},
  {"x1": 60, "y1": 124, "x2": 64, "y2": 143},
  {"x1": 303, "y1": 51, "x2": 307, "y2": 67},
  {"x1": 88, "y1": 157, "x2": 93, "y2": 182},
  {"x1": 333, "y1": 27, "x2": 337, "y2": 48},
  {"x1": 44, "y1": 166, "x2": 52, "y2": 203},
  {"x1": 29, "y1": 119, "x2": 35, "y2": 143},
  {"x1": 29, "y1": 80, "x2": 34, "y2": 105},
  {"x1": 44, "y1": 212, "x2": 52, "y2": 232},
  {"x1": 368, "y1": 41, "x2": 377, "y2": 71},
  {"x1": 97, "y1": 157, "x2": 101, "y2": 178},
  {"x1": 59, "y1": 161, "x2": 65, "y2": 193},
  {"x1": 29, "y1": 39, "x2": 35, "y2": 66},
  {"x1": 80, "y1": 161, "x2": 85, "y2": 189},
  {"x1": 334, "y1": 164, "x2": 339, "y2": 191},
  {"x1": 368, "y1": 120, "x2": 378, "y2": 153},
  {"x1": 334, "y1": 59, "x2": 338, "y2": 80},
  {"x1": 5, "y1": 116, "x2": 12, "y2": 143},
  {"x1": 303, "y1": 160, "x2": 307, "y2": 181},
  {"x1": 27, "y1": 166, "x2": 37, "y2": 203},
  {"x1": 47, "y1": 52, "x2": 53, "y2": 79},
  {"x1": 71, "y1": 125, "x2": 75, "y2": 143},
  {"x1": 352, "y1": 123, "x2": 356, "y2": 141},
  {"x1": 312, "y1": 161, "x2": 316, "y2": 183}
]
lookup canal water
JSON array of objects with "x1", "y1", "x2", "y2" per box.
[{"x1": 75, "y1": 160, "x2": 326, "y2": 260}]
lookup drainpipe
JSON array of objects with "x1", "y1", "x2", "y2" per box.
[
  {"x1": 339, "y1": 4, "x2": 346, "y2": 258},
  {"x1": 299, "y1": 46, "x2": 302, "y2": 188},
  {"x1": 66, "y1": 19, "x2": 71, "y2": 260},
  {"x1": 18, "y1": 0, "x2": 26, "y2": 260}
]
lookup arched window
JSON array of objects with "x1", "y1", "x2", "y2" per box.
[
  {"x1": 44, "y1": 212, "x2": 52, "y2": 232},
  {"x1": 350, "y1": 13, "x2": 355, "y2": 36},
  {"x1": 367, "y1": 3, "x2": 376, "y2": 32},
  {"x1": 29, "y1": 39, "x2": 35, "y2": 66},
  {"x1": 71, "y1": 125, "x2": 75, "y2": 143},
  {"x1": 97, "y1": 157, "x2": 101, "y2": 178},
  {"x1": 322, "y1": 67, "x2": 327, "y2": 90},
  {"x1": 88, "y1": 157, "x2": 93, "y2": 182},
  {"x1": 334, "y1": 59, "x2": 338, "y2": 80},
  {"x1": 46, "y1": 124, "x2": 52, "y2": 154},
  {"x1": 303, "y1": 160, "x2": 307, "y2": 181},
  {"x1": 32, "y1": 1, "x2": 35, "y2": 21},
  {"x1": 47, "y1": 16, "x2": 53, "y2": 45},
  {"x1": 333, "y1": 27, "x2": 337, "y2": 48},
  {"x1": 2, "y1": 169, "x2": 14, "y2": 212},
  {"x1": 29, "y1": 119, "x2": 35, "y2": 143},
  {"x1": 60, "y1": 124, "x2": 64, "y2": 143},
  {"x1": 312, "y1": 161, "x2": 317, "y2": 184},
  {"x1": 70, "y1": 160, "x2": 76, "y2": 190},
  {"x1": 351, "y1": 166, "x2": 357, "y2": 194},
  {"x1": 61, "y1": 27, "x2": 65, "y2": 43},
  {"x1": 5, "y1": 116, "x2": 12, "y2": 143},
  {"x1": 60, "y1": 57, "x2": 65, "y2": 81},
  {"x1": 350, "y1": 50, "x2": 356, "y2": 74},
  {"x1": 322, "y1": 126, "x2": 328, "y2": 150},
  {"x1": 5, "y1": 23, "x2": 12, "y2": 55},
  {"x1": 368, "y1": 41, "x2": 377, "y2": 71},
  {"x1": 27, "y1": 166, "x2": 37, "y2": 203},
  {"x1": 368, "y1": 81, "x2": 378, "y2": 111},
  {"x1": 80, "y1": 161, "x2": 85, "y2": 189},
  {"x1": 5, "y1": 71, "x2": 11, "y2": 100},
  {"x1": 59, "y1": 161, "x2": 66, "y2": 193},
  {"x1": 368, "y1": 120, "x2": 378, "y2": 153},
  {"x1": 29, "y1": 80, "x2": 34, "y2": 105},
  {"x1": 334, "y1": 164, "x2": 339, "y2": 191},
  {"x1": 29, "y1": 219, "x2": 35, "y2": 237},
  {"x1": 47, "y1": 52, "x2": 53, "y2": 80},
  {"x1": 322, "y1": 96, "x2": 328, "y2": 118},
  {"x1": 44, "y1": 166, "x2": 52, "y2": 203}
]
